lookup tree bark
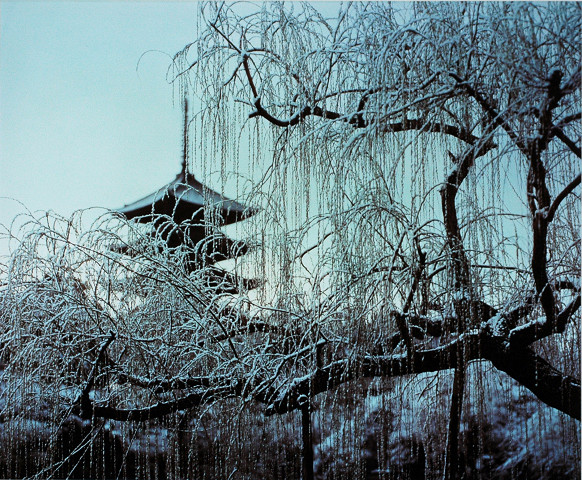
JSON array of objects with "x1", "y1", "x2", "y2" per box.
[
  {"x1": 483, "y1": 340, "x2": 581, "y2": 420},
  {"x1": 443, "y1": 362, "x2": 466, "y2": 480},
  {"x1": 301, "y1": 404, "x2": 314, "y2": 480}
]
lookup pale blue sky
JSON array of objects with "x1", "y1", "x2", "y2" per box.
[
  {"x1": 0, "y1": 1, "x2": 342, "y2": 258},
  {"x1": 0, "y1": 1, "x2": 202, "y2": 250}
]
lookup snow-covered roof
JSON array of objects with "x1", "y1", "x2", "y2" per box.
[{"x1": 117, "y1": 171, "x2": 256, "y2": 226}]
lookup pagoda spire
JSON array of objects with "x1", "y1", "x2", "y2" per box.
[{"x1": 181, "y1": 97, "x2": 189, "y2": 180}]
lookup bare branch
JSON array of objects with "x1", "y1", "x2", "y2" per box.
[
  {"x1": 264, "y1": 326, "x2": 581, "y2": 420},
  {"x1": 81, "y1": 385, "x2": 239, "y2": 422},
  {"x1": 77, "y1": 331, "x2": 116, "y2": 418},
  {"x1": 547, "y1": 173, "x2": 582, "y2": 222},
  {"x1": 552, "y1": 128, "x2": 581, "y2": 158}
]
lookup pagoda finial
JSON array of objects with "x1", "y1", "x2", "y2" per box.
[{"x1": 181, "y1": 97, "x2": 189, "y2": 179}]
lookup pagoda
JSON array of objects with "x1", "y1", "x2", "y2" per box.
[{"x1": 116, "y1": 100, "x2": 259, "y2": 293}]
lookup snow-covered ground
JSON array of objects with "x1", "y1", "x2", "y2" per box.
[{"x1": 1, "y1": 359, "x2": 578, "y2": 479}]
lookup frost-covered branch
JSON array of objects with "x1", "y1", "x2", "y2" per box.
[
  {"x1": 509, "y1": 294, "x2": 581, "y2": 348},
  {"x1": 263, "y1": 319, "x2": 581, "y2": 420},
  {"x1": 78, "y1": 385, "x2": 240, "y2": 422}
]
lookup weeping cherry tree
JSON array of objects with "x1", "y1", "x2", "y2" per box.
[{"x1": 0, "y1": 2, "x2": 580, "y2": 479}]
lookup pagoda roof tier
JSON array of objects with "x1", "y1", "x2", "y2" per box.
[
  {"x1": 117, "y1": 171, "x2": 255, "y2": 226},
  {"x1": 113, "y1": 224, "x2": 251, "y2": 266}
]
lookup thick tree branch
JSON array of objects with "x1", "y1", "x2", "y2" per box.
[
  {"x1": 81, "y1": 385, "x2": 239, "y2": 422},
  {"x1": 450, "y1": 73, "x2": 529, "y2": 157},
  {"x1": 379, "y1": 120, "x2": 496, "y2": 150},
  {"x1": 550, "y1": 109, "x2": 582, "y2": 157},
  {"x1": 552, "y1": 128, "x2": 581, "y2": 158},
  {"x1": 509, "y1": 294, "x2": 581, "y2": 347},
  {"x1": 75, "y1": 309, "x2": 580, "y2": 423},
  {"x1": 238, "y1": 55, "x2": 497, "y2": 151},
  {"x1": 484, "y1": 339, "x2": 580, "y2": 421},
  {"x1": 440, "y1": 145, "x2": 495, "y2": 328},
  {"x1": 526, "y1": 71, "x2": 572, "y2": 329},
  {"x1": 531, "y1": 210, "x2": 555, "y2": 324},
  {"x1": 264, "y1": 331, "x2": 483, "y2": 416},
  {"x1": 197, "y1": 321, "x2": 293, "y2": 347},
  {"x1": 263, "y1": 328, "x2": 581, "y2": 420},
  {"x1": 547, "y1": 173, "x2": 581, "y2": 222},
  {"x1": 77, "y1": 331, "x2": 116, "y2": 418},
  {"x1": 117, "y1": 372, "x2": 227, "y2": 394},
  {"x1": 438, "y1": 136, "x2": 497, "y2": 480},
  {"x1": 249, "y1": 100, "x2": 498, "y2": 151}
]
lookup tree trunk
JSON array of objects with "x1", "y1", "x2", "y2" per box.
[
  {"x1": 443, "y1": 364, "x2": 466, "y2": 480},
  {"x1": 301, "y1": 404, "x2": 314, "y2": 480}
]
